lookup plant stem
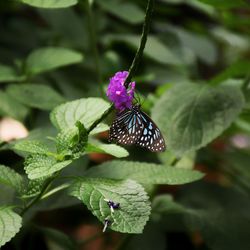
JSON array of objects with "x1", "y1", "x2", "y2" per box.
[
  {"x1": 41, "y1": 183, "x2": 70, "y2": 200},
  {"x1": 87, "y1": 104, "x2": 114, "y2": 134},
  {"x1": 124, "y1": 0, "x2": 155, "y2": 88},
  {"x1": 87, "y1": 0, "x2": 155, "y2": 133},
  {"x1": 85, "y1": 0, "x2": 104, "y2": 96},
  {"x1": 20, "y1": 176, "x2": 56, "y2": 216}
]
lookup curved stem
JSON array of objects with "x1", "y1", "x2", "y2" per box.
[
  {"x1": 41, "y1": 183, "x2": 70, "y2": 200},
  {"x1": 124, "y1": 0, "x2": 155, "y2": 88}
]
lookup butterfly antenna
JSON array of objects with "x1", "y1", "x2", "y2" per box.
[
  {"x1": 134, "y1": 90, "x2": 144, "y2": 105},
  {"x1": 137, "y1": 91, "x2": 146, "y2": 106},
  {"x1": 133, "y1": 91, "x2": 139, "y2": 104}
]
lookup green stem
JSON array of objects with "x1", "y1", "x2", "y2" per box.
[
  {"x1": 20, "y1": 175, "x2": 56, "y2": 216},
  {"x1": 85, "y1": 0, "x2": 104, "y2": 96},
  {"x1": 87, "y1": 0, "x2": 155, "y2": 133},
  {"x1": 87, "y1": 104, "x2": 114, "y2": 134},
  {"x1": 124, "y1": 0, "x2": 155, "y2": 88},
  {"x1": 41, "y1": 183, "x2": 70, "y2": 200}
]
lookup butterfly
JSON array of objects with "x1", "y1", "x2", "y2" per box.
[{"x1": 109, "y1": 104, "x2": 166, "y2": 152}]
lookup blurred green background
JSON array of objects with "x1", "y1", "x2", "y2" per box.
[{"x1": 1, "y1": 0, "x2": 250, "y2": 250}]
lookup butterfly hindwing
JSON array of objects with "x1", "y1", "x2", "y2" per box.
[
  {"x1": 136, "y1": 110, "x2": 166, "y2": 152},
  {"x1": 109, "y1": 105, "x2": 166, "y2": 152}
]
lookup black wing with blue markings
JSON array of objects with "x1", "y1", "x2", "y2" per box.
[{"x1": 108, "y1": 105, "x2": 166, "y2": 152}]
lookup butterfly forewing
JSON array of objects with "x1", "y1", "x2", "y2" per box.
[
  {"x1": 109, "y1": 109, "x2": 143, "y2": 145},
  {"x1": 109, "y1": 105, "x2": 166, "y2": 152}
]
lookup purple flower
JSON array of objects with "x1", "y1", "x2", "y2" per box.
[{"x1": 106, "y1": 71, "x2": 135, "y2": 111}]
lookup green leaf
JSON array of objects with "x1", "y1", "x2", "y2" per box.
[
  {"x1": 180, "y1": 183, "x2": 250, "y2": 250},
  {"x1": 223, "y1": 150, "x2": 250, "y2": 191},
  {"x1": 20, "y1": 0, "x2": 78, "y2": 8},
  {"x1": 166, "y1": 25, "x2": 217, "y2": 64},
  {"x1": 97, "y1": 0, "x2": 144, "y2": 24},
  {"x1": 14, "y1": 140, "x2": 50, "y2": 154},
  {"x1": 56, "y1": 121, "x2": 88, "y2": 159},
  {"x1": 0, "y1": 165, "x2": 24, "y2": 193},
  {"x1": 38, "y1": 9, "x2": 88, "y2": 49},
  {"x1": 152, "y1": 195, "x2": 186, "y2": 216},
  {"x1": 161, "y1": 0, "x2": 216, "y2": 15},
  {"x1": 85, "y1": 160, "x2": 204, "y2": 185},
  {"x1": 175, "y1": 151, "x2": 196, "y2": 169},
  {"x1": 158, "y1": 150, "x2": 177, "y2": 166},
  {"x1": 0, "y1": 185, "x2": 16, "y2": 206},
  {"x1": 25, "y1": 154, "x2": 72, "y2": 179},
  {"x1": 0, "y1": 207, "x2": 22, "y2": 248},
  {"x1": 0, "y1": 64, "x2": 24, "y2": 83},
  {"x1": 197, "y1": 212, "x2": 250, "y2": 250},
  {"x1": 26, "y1": 47, "x2": 83, "y2": 75},
  {"x1": 50, "y1": 97, "x2": 110, "y2": 130},
  {"x1": 152, "y1": 83, "x2": 245, "y2": 155},
  {"x1": 20, "y1": 177, "x2": 47, "y2": 198},
  {"x1": 89, "y1": 123, "x2": 109, "y2": 135},
  {"x1": 159, "y1": 150, "x2": 196, "y2": 170},
  {"x1": 71, "y1": 121, "x2": 88, "y2": 158},
  {"x1": 197, "y1": 0, "x2": 247, "y2": 8},
  {"x1": 0, "y1": 90, "x2": 29, "y2": 121},
  {"x1": 70, "y1": 178, "x2": 151, "y2": 234},
  {"x1": 7, "y1": 84, "x2": 65, "y2": 110},
  {"x1": 56, "y1": 127, "x2": 78, "y2": 156},
  {"x1": 210, "y1": 60, "x2": 250, "y2": 85},
  {"x1": 56, "y1": 127, "x2": 78, "y2": 155},
  {"x1": 88, "y1": 0, "x2": 94, "y2": 6},
  {"x1": 211, "y1": 27, "x2": 249, "y2": 52},
  {"x1": 86, "y1": 142, "x2": 129, "y2": 158},
  {"x1": 104, "y1": 35, "x2": 182, "y2": 65}
]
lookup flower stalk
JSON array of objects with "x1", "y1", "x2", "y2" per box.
[
  {"x1": 88, "y1": 0, "x2": 156, "y2": 133},
  {"x1": 124, "y1": 0, "x2": 155, "y2": 88}
]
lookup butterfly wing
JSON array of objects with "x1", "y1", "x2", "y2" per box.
[
  {"x1": 135, "y1": 110, "x2": 166, "y2": 152},
  {"x1": 108, "y1": 108, "x2": 143, "y2": 145},
  {"x1": 109, "y1": 105, "x2": 166, "y2": 152}
]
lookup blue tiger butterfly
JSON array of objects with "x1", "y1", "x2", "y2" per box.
[{"x1": 109, "y1": 104, "x2": 166, "y2": 152}]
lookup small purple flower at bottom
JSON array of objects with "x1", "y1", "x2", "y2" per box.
[{"x1": 106, "y1": 71, "x2": 135, "y2": 111}]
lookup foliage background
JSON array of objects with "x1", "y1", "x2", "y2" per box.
[{"x1": 0, "y1": 0, "x2": 250, "y2": 249}]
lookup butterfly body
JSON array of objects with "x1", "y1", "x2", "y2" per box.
[{"x1": 109, "y1": 104, "x2": 166, "y2": 152}]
